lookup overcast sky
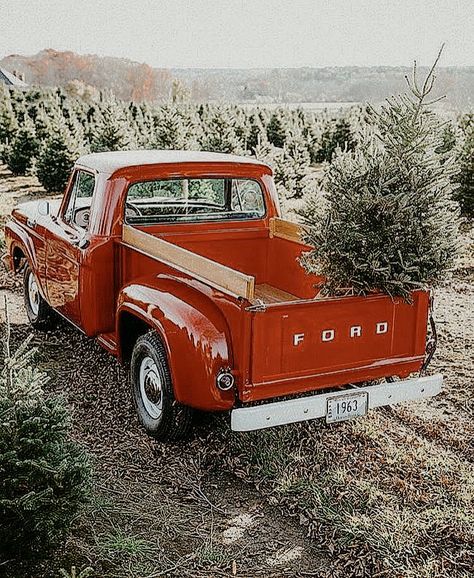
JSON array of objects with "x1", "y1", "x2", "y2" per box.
[{"x1": 2, "y1": 0, "x2": 473, "y2": 68}]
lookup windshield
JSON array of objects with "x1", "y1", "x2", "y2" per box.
[{"x1": 125, "y1": 177, "x2": 266, "y2": 224}]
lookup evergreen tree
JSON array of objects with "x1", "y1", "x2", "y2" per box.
[
  {"x1": 151, "y1": 106, "x2": 195, "y2": 149},
  {"x1": 0, "y1": 311, "x2": 91, "y2": 561},
  {"x1": 199, "y1": 106, "x2": 244, "y2": 154},
  {"x1": 0, "y1": 89, "x2": 18, "y2": 152},
  {"x1": 266, "y1": 111, "x2": 287, "y2": 148},
  {"x1": 313, "y1": 116, "x2": 354, "y2": 163},
  {"x1": 36, "y1": 118, "x2": 84, "y2": 193},
  {"x1": 91, "y1": 98, "x2": 134, "y2": 152},
  {"x1": 282, "y1": 127, "x2": 311, "y2": 199},
  {"x1": 32, "y1": 105, "x2": 57, "y2": 143},
  {"x1": 300, "y1": 50, "x2": 460, "y2": 299},
  {"x1": 456, "y1": 114, "x2": 474, "y2": 217},
  {"x1": 4, "y1": 118, "x2": 39, "y2": 175},
  {"x1": 247, "y1": 112, "x2": 268, "y2": 153}
]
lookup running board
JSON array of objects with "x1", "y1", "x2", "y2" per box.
[{"x1": 97, "y1": 333, "x2": 118, "y2": 355}]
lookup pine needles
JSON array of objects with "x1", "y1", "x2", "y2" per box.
[
  {"x1": 300, "y1": 48, "x2": 461, "y2": 300},
  {"x1": 0, "y1": 301, "x2": 91, "y2": 561}
]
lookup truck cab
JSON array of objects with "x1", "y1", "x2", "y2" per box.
[{"x1": 4, "y1": 150, "x2": 442, "y2": 440}]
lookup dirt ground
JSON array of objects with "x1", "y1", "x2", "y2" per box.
[{"x1": 0, "y1": 165, "x2": 473, "y2": 578}]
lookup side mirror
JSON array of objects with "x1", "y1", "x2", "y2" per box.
[{"x1": 38, "y1": 200, "x2": 50, "y2": 217}]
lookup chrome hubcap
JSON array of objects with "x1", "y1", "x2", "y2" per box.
[
  {"x1": 139, "y1": 356, "x2": 163, "y2": 420},
  {"x1": 27, "y1": 272, "x2": 40, "y2": 316}
]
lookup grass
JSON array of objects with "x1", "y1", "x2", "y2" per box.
[
  {"x1": 221, "y1": 409, "x2": 474, "y2": 577},
  {"x1": 1, "y1": 167, "x2": 472, "y2": 577},
  {"x1": 99, "y1": 529, "x2": 154, "y2": 558}
]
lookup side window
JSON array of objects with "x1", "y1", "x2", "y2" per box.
[
  {"x1": 231, "y1": 179, "x2": 265, "y2": 214},
  {"x1": 64, "y1": 170, "x2": 95, "y2": 230}
]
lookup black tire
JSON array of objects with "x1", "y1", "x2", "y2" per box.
[
  {"x1": 131, "y1": 331, "x2": 194, "y2": 441},
  {"x1": 23, "y1": 264, "x2": 55, "y2": 330}
]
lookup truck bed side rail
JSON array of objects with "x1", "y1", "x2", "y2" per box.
[
  {"x1": 269, "y1": 217, "x2": 304, "y2": 243},
  {"x1": 122, "y1": 224, "x2": 255, "y2": 300}
]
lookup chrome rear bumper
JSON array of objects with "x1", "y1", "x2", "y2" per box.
[{"x1": 231, "y1": 374, "x2": 443, "y2": 432}]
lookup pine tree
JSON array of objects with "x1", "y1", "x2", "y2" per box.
[
  {"x1": 266, "y1": 111, "x2": 287, "y2": 148},
  {"x1": 0, "y1": 88, "x2": 18, "y2": 153},
  {"x1": 36, "y1": 118, "x2": 84, "y2": 193},
  {"x1": 456, "y1": 114, "x2": 474, "y2": 217},
  {"x1": 313, "y1": 115, "x2": 354, "y2": 163},
  {"x1": 300, "y1": 50, "x2": 460, "y2": 300},
  {"x1": 91, "y1": 98, "x2": 134, "y2": 152},
  {"x1": 247, "y1": 112, "x2": 268, "y2": 153},
  {"x1": 0, "y1": 307, "x2": 91, "y2": 561},
  {"x1": 282, "y1": 126, "x2": 311, "y2": 199},
  {"x1": 4, "y1": 118, "x2": 39, "y2": 175},
  {"x1": 151, "y1": 106, "x2": 194, "y2": 149},
  {"x1": 199, "y1": 106, "x2": 244, "y2": 154}
]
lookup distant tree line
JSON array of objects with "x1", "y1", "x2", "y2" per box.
[
  {"x1": 0, "y1": 85, "x2": 472, "y2": 216},
  {"x1": 2, "y1": 49, "x2": 474, "y2": 106}
]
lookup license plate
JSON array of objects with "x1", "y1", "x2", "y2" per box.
[{"x1": 326, "y1": 391, "x2": 368, "y2": 423}]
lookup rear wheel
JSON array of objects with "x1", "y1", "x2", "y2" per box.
[
  {"x1": 131, "y1": 331, "x2": 193, "y2": 440},
  {"x1": 23, "y1": 264, "x2": 55, "y2": 329}
]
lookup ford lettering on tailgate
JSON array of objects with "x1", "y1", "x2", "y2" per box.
[{"x1": 250, "y1": 292, "x2": 428, "y2": 386}]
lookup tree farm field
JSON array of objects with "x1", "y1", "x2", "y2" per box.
[{"x1": 0, "y1": 164, "x2": 473, "y2": 578}]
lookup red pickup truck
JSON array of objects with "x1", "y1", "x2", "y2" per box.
[{"x1": 3, "y1": 150, "x2": 442, "y2": 440}]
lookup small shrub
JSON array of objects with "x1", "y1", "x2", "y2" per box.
[{"x1": 0, "y1": 311, "x2": 91, "y2": 561}]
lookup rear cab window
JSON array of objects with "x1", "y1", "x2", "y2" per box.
[{"x1": 125, "y1": 177, "x2": 265, "y2": 224}]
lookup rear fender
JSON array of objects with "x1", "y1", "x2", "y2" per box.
[{"x1": 117, "y1": 275, "x2": 235, "y2": 411}]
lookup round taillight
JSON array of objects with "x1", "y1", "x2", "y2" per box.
[{"x1": 216, "y1": 370, "x2": 235, "y2": 391}]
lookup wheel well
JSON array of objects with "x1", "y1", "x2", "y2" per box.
[
  {"x1": 119, "y1": 312, "x2": 153, "y2": 364},
  {"x1": 12, "y1": 245, "x2": 26, "y2": 272}
]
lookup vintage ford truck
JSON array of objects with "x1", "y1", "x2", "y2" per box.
[{"x1": 3, "y1": 150, "x2": 442, "y2": 439}]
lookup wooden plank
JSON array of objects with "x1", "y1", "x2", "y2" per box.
[
  {"x1": 254, "y1": 283, "x2": 297, "y2": 304},
  {"x1": 122, "y1": 224, "x2": 255, "y2": 301},
  {"x1": 269, "y1": 217, "x2": 303, "y2": 243}
]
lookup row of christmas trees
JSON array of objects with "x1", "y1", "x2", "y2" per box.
[
  {"x1": 0, "y1": 84, "x2": 356, "y2": 198},
  {"x1": 0, "y1": 84, "x2": 471, "y2": 217}
]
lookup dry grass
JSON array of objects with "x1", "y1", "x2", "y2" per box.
[
  {"x1": 0, "y1": 165, "x2": 473, "y2": 577},
  {"x1": 216, "y1": 227, "x2": 474, "y2": 577}
]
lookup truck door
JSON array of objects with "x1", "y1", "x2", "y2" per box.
[{"x1": 45, "y1": 169, "x2": 95, "y2": 327}]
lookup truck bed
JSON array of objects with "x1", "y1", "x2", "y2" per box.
[
  {"x1": 122, "y1": 223, "x2": 430, "y2": 403},
  {"x1": 254, "y1": 284, "x2": 297, "y2": 303},
  {"x1": 123, "y1": 218, "x2": 320, "y2": 302}
]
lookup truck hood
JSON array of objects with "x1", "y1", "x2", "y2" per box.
[{"x1": 12, "y1": 198, "x2": 62, "y2": 222}]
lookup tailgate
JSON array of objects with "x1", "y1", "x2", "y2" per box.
[{"x1": 245, "y1": 291, "x2": 429, "y2": 401}]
